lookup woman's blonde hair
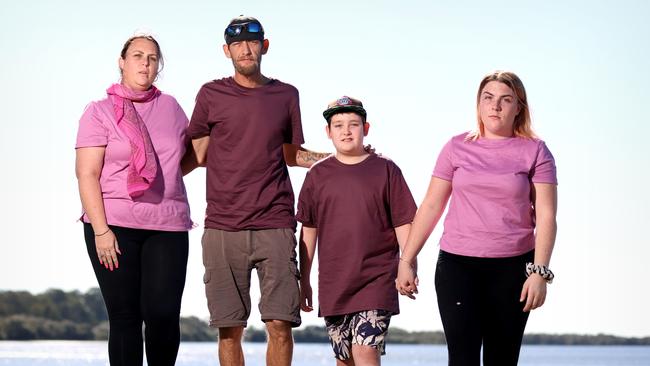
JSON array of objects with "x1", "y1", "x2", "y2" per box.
[{"x1": 468, "y1": 70, "x2": 536, "y2": 140}]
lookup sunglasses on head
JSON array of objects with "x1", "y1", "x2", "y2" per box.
[{"x1": 225, "y1": 22, "x2": 263, "y2": 37}]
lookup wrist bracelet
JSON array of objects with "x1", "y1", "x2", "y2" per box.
[
  {"x1": 94, "y1": 228, "x2": 111, "y2": 237},
  {"x1": 525, "y1": 262, "x2": 554, "y2": 283}
]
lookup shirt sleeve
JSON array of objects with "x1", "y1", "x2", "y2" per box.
[
  {"x1": 172, "y1": 98, "x2": 191, "y2": 148},
  {"x1": 287, "y1": 87, "x2": 305, "y2": 145},
  {"x1": 531, "y1": 141, "x2": 558, "y2": 184},
  {"x1": 388, "y1": 162, "x2": 418, "y2": 228},
  {"x1": 432, "y1": 138, "x2": 454, "y2": 181},
  {"x1": 187, "y1": 86, "x2": 212, "y2": 139},
  {"x1": 75, "y1": 102, "x2": 108, "y2": 148},
  {"x1": 174, "y1": 99, "x2": 190, "y2": 127},
  {"x1": 296, "y1": 170, "x2": 317, "y2": 227}
]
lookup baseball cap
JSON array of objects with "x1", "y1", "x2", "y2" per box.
[{"x1": 322, "y1": 96, "x2": 367, "y2": 122}]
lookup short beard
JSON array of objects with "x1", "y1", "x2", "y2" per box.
[{"x1": 232, "y1": 58, "x2": 261, "y2": 77}]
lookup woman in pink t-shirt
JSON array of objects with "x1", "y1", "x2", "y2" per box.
[
  {"x1": 396, "y1": 71, "x2": 558, "y2": 365},
  {"x1": 75, "y1": 35, "x2": 195, "y2": 366}
]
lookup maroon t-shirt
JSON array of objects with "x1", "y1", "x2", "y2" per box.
[
  {"x1": 296, "y1": 154, "x2": 417, "y2": 317},
  {"x1": 188, "y1": 77, "x2": 304, "y2": 230}
]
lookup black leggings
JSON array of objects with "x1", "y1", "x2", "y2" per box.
[
  {"x1": 435, "y1": 250, "x2": 533, "y2": 366},
  {"x1": 84, "y1": 224, "x2": 189, "y2": 366}
]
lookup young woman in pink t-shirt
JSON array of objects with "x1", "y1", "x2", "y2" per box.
[
  {"x1": 396, "y1": 71, "x2": 558, "y2": 365},
  {"x1": 75, "y1": 35, "x2": 196, "y2": 366}
]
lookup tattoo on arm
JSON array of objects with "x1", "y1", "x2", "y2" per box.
[{"x1": 296, "y1": 150, "x2": 331, "y2": 166}]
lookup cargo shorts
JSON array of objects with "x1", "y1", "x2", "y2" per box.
[{"x1": 202, "y1": 228, "x2": 301, "y2": 328}]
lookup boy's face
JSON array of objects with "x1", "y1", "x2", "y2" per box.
[{"x1": 326, "y1": 112, "x2": 369, "y2": 156}]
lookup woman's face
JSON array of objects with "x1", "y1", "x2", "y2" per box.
[
  {"x1": 478, "y1": 81, "x2": 521, "y2": 139},
  {"x1": 119, "y1": 38, "x2": 159, "y2": 91}
]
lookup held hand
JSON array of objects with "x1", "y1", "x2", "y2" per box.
[
  {"x1": 95, "y1": 230, "x2": 121, "y2": 271},
  {"x1": 300, "y1": 280, "x2": 313, "y2": 312},
  {"x1": 520, "y1": 274, "x2": 547, "y2": 312},
  {"x1": 396, "y1": 260, "x2": 418, "y2": 300}
]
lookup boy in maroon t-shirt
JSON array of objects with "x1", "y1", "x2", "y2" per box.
[{"x1": 296, "y1": 96, "x2": 417, "y2": 365}]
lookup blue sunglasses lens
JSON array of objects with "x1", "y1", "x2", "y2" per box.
[
  {"x1": 247, "y1": 22, "x2": 261, "y2": 33},
  {"x1": 225, "y1": 26, "x2": 241, "y2": 37},
  {"x1": 226, "y1": 22, "x2": 261, "y2": 36}
]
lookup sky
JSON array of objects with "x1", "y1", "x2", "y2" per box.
[{"x1": 1, "y1": 0, "x2": 649, "y2": 338}]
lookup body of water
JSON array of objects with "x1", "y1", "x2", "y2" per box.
[{"x1": 1, "y1": 341, "x2": 650, "y2": 365}]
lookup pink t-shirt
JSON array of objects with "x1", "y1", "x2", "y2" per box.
[
  {"x1": 433, "y1": 132, "x2": 557, "y2": 258},
  {"x1": 75, "y1": 92, "x2": 192, "y2": 231}
]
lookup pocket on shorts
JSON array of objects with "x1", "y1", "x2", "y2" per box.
[
  {"x1": 290, "y1": 260, "x2": 301, "y2": 280},
  {"x1": 281, "y1": 229, "x2": 301, "y2": 280},
  {"x1": 203, "y1": 269, "x2": 212, "y2": 284},
  {"x1": 201, "y1": 229, "x2": 210, "y2": 267},
  {"x1": 201, "y1": 229, "x2": 223, "y2": 269}
]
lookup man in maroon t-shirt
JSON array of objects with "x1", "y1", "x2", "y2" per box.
[
  {"x1": 297, "y1": 96, "x2": 417, "y2": 365},
  {"x1": 187, "y1": 16, "x2": 329, "y2": 366}
]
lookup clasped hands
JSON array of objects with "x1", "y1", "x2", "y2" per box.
[{"x1": 395, "y1": 259, "x2": 419, "y2": 299}]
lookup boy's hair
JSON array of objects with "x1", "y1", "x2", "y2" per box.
[{"x1": 323, "y1": 96, "x2": 367, "y2": 125}]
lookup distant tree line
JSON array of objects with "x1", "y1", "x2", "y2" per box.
[
  {"x1": 0, "y1": 288, "x2": 107, "y2": 340},
  {"x1": 1, "y1": 288, "x2": 649, "y2": 345}
]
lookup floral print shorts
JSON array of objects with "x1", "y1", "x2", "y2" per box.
[{"x1": 324, "y1": 309, "x2": 393, "y2": 360}]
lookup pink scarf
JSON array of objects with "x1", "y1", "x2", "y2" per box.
[{"x1": 107, "y1": 83, "x2": 160, "y2": 198}]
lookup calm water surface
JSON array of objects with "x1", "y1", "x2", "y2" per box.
[{"x1": 1, "y1": 341, "x2": 649, "y2": 365}]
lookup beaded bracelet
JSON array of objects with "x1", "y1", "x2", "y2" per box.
[{"x1": 525, "y1": 262, "x2": 554, "y2": 283}]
